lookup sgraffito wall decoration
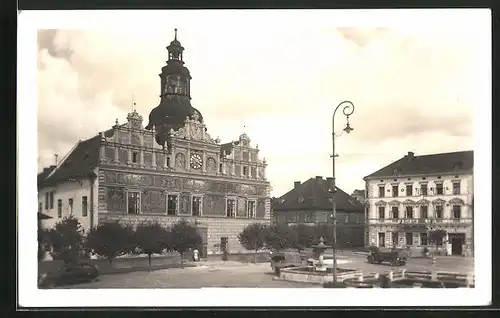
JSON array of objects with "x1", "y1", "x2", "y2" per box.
[
  {"x1": 119, "y1": 149, "x2": 128, "y2": 164},
  {"x1": 237, "y1": 197, "x2": 246, "y2": 217},
  {"x1": 106, "y1": 187, "x2": 126, "y2": 212}
]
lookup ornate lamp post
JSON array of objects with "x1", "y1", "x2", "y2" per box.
[{"x1": 331, "y1": 101, "x2": 355, "y2": 284}]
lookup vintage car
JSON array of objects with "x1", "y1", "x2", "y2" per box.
[
  {"x1": 366, "y1": 246, "x2": 408, "y2": 266},
  {"x1": 39, "y1": 262, "x2": 99, "y2": 288}
]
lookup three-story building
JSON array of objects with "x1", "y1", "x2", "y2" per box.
[
  {"x1": 37, "y1": 30, "x2": 271, "y2": 256},
  {"x1": 363, "y1": 151, "x2": 473, "y2": 256}
]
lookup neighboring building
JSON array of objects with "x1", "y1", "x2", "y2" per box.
[
  {"x1": 363, "y1": 151, "x2": 473, "y2": 257},
  {"x1": 37, "y1": 30, "x2": 271, "y2": 256},
  {"x1": 351, "y1": 189, "x2": 366, "y2": 205},
  {"x1": 272, "y1": 176, "x2": 365, "y2": 247}
]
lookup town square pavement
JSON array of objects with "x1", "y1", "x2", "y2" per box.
[{"x1": 61, "y1": 252, "x2": 474, "y2": 289}]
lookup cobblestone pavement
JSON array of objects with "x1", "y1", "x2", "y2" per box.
[{"x1": 64, "y1": 254, "x2": 474, "y2": 289}]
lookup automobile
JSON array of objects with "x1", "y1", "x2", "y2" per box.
[
  {"x1": 366, "y1": 246, "x2": 408, "y2": 266},
  {"x1": 39, "y1": 262, "x2": 99, "y2": 288}
]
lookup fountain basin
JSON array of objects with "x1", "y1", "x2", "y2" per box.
[{"x1": 275, "y1": 266, "x2": 363, "y2": 284}]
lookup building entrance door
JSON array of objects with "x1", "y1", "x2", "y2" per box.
[
  {"x1": 378, "y1": 232, "x2": 385, "y2": 247},
  {"x1": 449, "y1": 233, "x2": 465, "y2": 256}
]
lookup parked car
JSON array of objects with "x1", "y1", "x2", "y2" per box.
[
  {"x1": 367, "y1": 246, "x2": 408, "y2": 266},
  {"x1": 39, "y1": 262, "x2": 99, "y2": 288}
]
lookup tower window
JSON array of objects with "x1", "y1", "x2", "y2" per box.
[
  {"x1": 132, "y1": 152, "x2": 138, "y2": 163},
  {"x1": 219, "y1": 163, "x2": 223, "y2": 173}
]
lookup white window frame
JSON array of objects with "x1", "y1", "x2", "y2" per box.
[
  {"x1": 166, "y1": 192, "x2": 180, "y2": 216},
  {"x1": 246, "y1": 199, "x2": 257, "y2": 219},
  {"x1": 126, "y1": 189, "x2": 142, "y2": 215},
  {"x1": 191, "y1": 194, "x2": 204, "y2": 217},
  {"x1": 226, "y1": 196, "x2": 237, "y2": 218}
]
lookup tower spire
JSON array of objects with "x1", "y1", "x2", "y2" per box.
[{"x1": 174, "y1": 28, "x2": 178, "y2": 40}]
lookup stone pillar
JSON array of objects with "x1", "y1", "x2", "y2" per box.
[
  {"x1": 431, "y1": 271, "x2": 438, "y2": 281},
  {"x1": 127, "y1": 149, "x2": 132, "y2": 165},
  {"x1": 114, "y1": 147, "x2": 119, "y2": 164},
  {"x1": 202, "y1": 151, "x2": 207, "y2": 173},
  {"x1": 152, "y1": 150, "x2": 157, "y2": 169},
  {"x1": 171, "y1": 147, "x2": 176, "y2": 169},
  {"x1": 186, "y1": 148, "x2": 191, "y2": 172},
  {"x1": 466, "y1": 273, "x2": 474, "y2": 287},
  {"x1": 255, "y1": 166, "x2": 259, "y2": 180},
  {"x1": 140, "y1": 150, "x2": 145, "y2": 168},
  {"x1": 232, "y1": 161, "x2": 236, "y2": 176}
]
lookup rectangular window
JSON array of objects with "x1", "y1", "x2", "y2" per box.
[
  {"x1": 166, "y1": 157, "x2": 171, "y2": 167},
  {"x1": 405, "y1": 206, "x2": 413, "y2": 219},
  {"x1": 243, "y1": 166, "x2": 248, "y2": 176},
  {"x1": 49, "y1": 192, "x2": 54, "y2": 209},
  {"x1": 82, "y1": 196, "x2": 88, "y2": 217},
  {"x1": 420, "y1": 184, "x2": 428, "y2": 196},
  {"x1": 420, "y1": 205, "x2": 428, "y2": 219},
  {"x1": 247, "y1": 201, "x2": 256, "y2": 218},
  {"x1": 132, "y1": 152, "x2": 138, "y2": 163},
  {"x1": 378, "y1": 206, "x2": 385, "y2": 219},
  {"x1": 392, "y1": 185, "x2": 399, "y2": 197},
  {"x1": 226, "y1": 199, "x2": 236, "y2": 218},
  {"x1": 378, "y1": 232, "x2": 385, "y2": 247},
  {"x1": 68, "y1": 198, "x2": 74, "y2": 215},
  {"x1": 406, "y1": 185, "x2": 413, "y2": 196},
  {"x1": 57, "y1": 199, "x2": 62, "y2": 218},
  {"x1": 452, "y1": 182, "x2": 461, "y2": 195},
  {"x1": 127, "y1": 191, "x2": 140, "y2": 215},
  {"x1": 45, "y1": 193, "x2": 49, "y2": 210},
  {"x1": 453, "y1": 205, "x2": 461, "y2": 219},
  {"x1": 392, "y1": 207, "x2": 399, "y2": 219},
  {"x1": 192, "y1": 196, "x2": 202, "y2": 216},
  {"x1": 435, "y1": 205, "x2": 443, "y2": 219},
  {"x1": 167, "y1": 195, "x2": 178, "y2": 216},
  {"x1": 219, "y1": 163, "x2": 223, "y2": 173},
  {"x1": 405, "y1": 232, "x2": 413, "y2": 246},
  {"x1": 436, "y1": 183, "x2": 443, "y2": 195},
  {"x1": 378, "y1": 186, "x2": 385, "y2": 198},
  {"x1": 420, "y1": 233, "x2": 428, "y2": 246}
]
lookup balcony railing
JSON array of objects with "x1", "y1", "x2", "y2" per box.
[{"x1": 367, "y1": 217, "x2": 472, "y2": 226}]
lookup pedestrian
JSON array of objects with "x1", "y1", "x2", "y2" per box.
[{"x1": 193, "y1": 248, "x2": 199, "y2": 262}]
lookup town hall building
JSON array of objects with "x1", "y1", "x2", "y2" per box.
[{"x1": 37, "y1": 30, "x2": 271, "y2": 256}]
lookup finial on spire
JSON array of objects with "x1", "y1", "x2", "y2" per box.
[{"x1": 174, "y1": 28, "x2": 178, "y2": 40}]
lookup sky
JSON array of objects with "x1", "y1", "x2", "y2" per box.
[{"x1": 36, "y1": 11, "x2": 489, "y2": 198}]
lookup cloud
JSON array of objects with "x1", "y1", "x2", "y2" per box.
[{"x1": 37, "y1": 18, "x2": 486, "y2": 196}]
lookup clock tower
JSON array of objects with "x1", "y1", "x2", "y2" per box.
[{"x1": 145, "y1": 29, "x2": 204, "y2": 149}]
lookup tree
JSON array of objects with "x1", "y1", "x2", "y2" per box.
[
  {"x1": 47, "y1": 215, "x2": 85, "y2": 263},
  {"x1": 169, "y1": 219, "x2": 202, "y2": 268},
  {"x1": 265, "y1": 223, "x2": 295, "y2": 251},
  {"x1": 290, "y1": 224, "x2": 315, "y2": 253},
  {"x1": 132, "y1": 221, "x2": 170, "y2": 270},
  {"x1": 238, "y1": 223, "x2": 269, "y2": 262},
  {"x1": 85, "y1": 221, "x2": 134, "y2": 265},
  {"x1": 428, "y1": 228, "x2": 447, "y2": 251},
  {"x1": 38, "y1": 225, "x2": 51, "y2": 262}
]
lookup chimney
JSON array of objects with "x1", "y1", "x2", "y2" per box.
[
  {"x1": 294, "y1": 181, "x2": 301, "y2": 189},
  {"x1": 54, "y1": 154, "x2": 59, "y2": 165},
  {"x1": 315, "y1": 176, "x2": 323, "y2": 180},
  {"x1": 407, "y1": 151, "x2": 414, "y2": 159}
]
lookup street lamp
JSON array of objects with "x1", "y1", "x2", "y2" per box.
[{"x1": 331, "y1": 100, "x2": 355, "y2": 284}]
